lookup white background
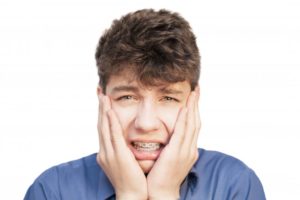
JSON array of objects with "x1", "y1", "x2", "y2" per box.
[{"x1": 0, "y1": 0, "x2": 299, "y2": 199}]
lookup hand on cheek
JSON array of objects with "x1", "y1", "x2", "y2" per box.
[
  {"x1": 96, "y1": 94, "x2": 148, "y2": 200},
  {"x1": 146, "y1": 87, "x2": 201, "y2": 200}
]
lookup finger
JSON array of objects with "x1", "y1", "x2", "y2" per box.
[
  {"x1": 183, "y1": 91, "x2": 197, "y2": 146},
  {"x1": 168, "y1": 107, "x2": 188, "y2": 146},
  {"x1": 192, "y1": 86, "x2": 201, "y2": 148},
  {"x1": 100, "y1": 95, "x2": 114, "y2": 155},
  {"x1": 97, "y1": 96, "x2": 105, "y2": 151},
  {"x1": 97, "y1": 95, "x2": 110, "y2": 165},
  {"x1": 106, "y1": 109, "x2": 128, "y2": 152}
]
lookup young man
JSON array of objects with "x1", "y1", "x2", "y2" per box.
[{"x1": 24, "y1": 9, "x2": 266, "y2": 200}]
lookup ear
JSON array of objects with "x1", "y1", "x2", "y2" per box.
[{"x1": 96, "y1": 85, "x2": 103, "y2": 100}]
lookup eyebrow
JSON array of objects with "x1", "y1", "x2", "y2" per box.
[
  {"x1": 111, "y1": 85, "x2": 183, "y2": 95},
  {"x1": 111, "y1": 85, "x2": 139, "y2": 94},
  {"x1": 159, "y1": 87, "x2": 183, "y2": 95}
]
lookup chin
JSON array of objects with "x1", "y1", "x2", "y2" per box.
[{"x1": 138, "y1": 160, "x2": 155, "y2": 174}]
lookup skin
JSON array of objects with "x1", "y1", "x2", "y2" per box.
[{"x1": 96, "y1": 73, "x2": 201, "y2": 200}]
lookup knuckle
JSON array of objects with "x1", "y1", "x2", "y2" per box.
[
  {"x1": 98, "y1": 153, "x2": 106, "y2": 165},
  {"x1": 105, "y1": 153, "x2": 114, "y2": 164},
  {"x1": 191, "y1": 126, "x2": 196, "y2": 134},
  {"x1": 188, "y1": 148, "x2": 198, "y2": 161},
  {"x1": 110, "y1": 137, "x2": 118, "y2": 146},
  {"x1": 106, "y1": 153, "x2": 116, "y2": 166},
  {"x1": 110, "y1": 135, "x2": 122, "y2": 147},
  {"x1": 187, "y1": 126, "x2": 195, "y2": 135}
]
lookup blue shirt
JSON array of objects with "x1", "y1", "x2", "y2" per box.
[{"x1": 24, "y1": 148, "x2": 266, "y2": 200}]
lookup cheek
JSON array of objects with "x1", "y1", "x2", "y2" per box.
[
  {"x1": 158, "y1": 106, "x2": 181, "y2": 134},
  {"x1": 111, "y1": 104, "x2": 136, "y2": 134}
]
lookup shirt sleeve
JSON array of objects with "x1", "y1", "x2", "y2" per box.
[
  {"x1": 229, "y1": 168, "x2": 266, "y2": 200},
  {"x1": 24, "y1": 167, "x2": 60, "y2": 200},
  {"x1": 24, "y1": 180, "x2": 58, "y2": 200}
]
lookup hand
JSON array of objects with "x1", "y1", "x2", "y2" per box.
[
  {"x1": 146, "y1": 86, "x2": 201, "y2": 200},
  {"x1": 96, "y1": 92, "x2": 148, "y2": 200}
]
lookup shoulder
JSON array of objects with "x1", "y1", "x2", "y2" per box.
[
  {"x1": 38, "y1": 153, "x2": 99, "y2": 183},
  {"x1": 54, "y1": 153, "x2": 99, "y2": 177},
  {"x1": 24, "y1": 153, "x2": 100, "y2": 200},
  {"x1": 192, "y1": 148, "x2": 266, "y2": 199},
  {"x1": 195, "y1": 148, "x2": 261, "y2": 181},
  {"x1": 196, "y1": 148, "x2": 250, "y2": 174}
]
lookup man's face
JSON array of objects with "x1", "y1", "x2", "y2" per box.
[{"x1": 98, "y1": 74, "x2": 192, "y2": 173}]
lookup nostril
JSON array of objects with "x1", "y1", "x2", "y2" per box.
[{"x1": 134, "y1": 116, "x2": 160, "y2": 132}]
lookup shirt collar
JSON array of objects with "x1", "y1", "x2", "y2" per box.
[
  {"x1": 189, "y1": 148, "x2": 202, "y2": 192},
  {"x1": 188, "y1": 165, "x2": 199, "y2": 193},
  {"x1": 178, "y1": 165, "x2": 199, "y2": 199}
]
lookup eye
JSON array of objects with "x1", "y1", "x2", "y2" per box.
[
  {"x1": 116, "y1": 95, "x2": 135, "y2": 101},
  {"x1": 162, "y1": 96, "x2": 179, "y2": 102}
]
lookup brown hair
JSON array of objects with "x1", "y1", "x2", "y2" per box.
[{"x1": 95, "y1": 9, "x2": 200, "y2": 93}]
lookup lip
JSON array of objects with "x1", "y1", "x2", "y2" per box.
[{"x1": 128, "y1": 140, "x2": 165, "y2": 160}]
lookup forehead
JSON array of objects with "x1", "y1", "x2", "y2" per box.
[{"x1": 106, "y1": 74, "x2": 191, "y2": 94}]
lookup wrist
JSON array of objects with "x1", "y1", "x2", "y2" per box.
[
  {"x1": 149, "y1": 185, "x2": 180, "y2": 200},
  {"x1": 149, "y1": 196, "x2": 179, "y2": 200},
  {"x1": 116, "y1": 193, "x2": 147, "y2": 200},
  {"x1": 149, "y1": 191, "x2": 180, "y2": 200}
]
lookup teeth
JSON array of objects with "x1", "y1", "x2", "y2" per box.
[{"x1": 133, "y1": 142, "x2": 161, "y2": 151}]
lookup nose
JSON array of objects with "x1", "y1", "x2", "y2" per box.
[{"x1": 134, "y1": 100, "x2": 160, "y2": 133}]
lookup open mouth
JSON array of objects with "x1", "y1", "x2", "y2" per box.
[
  {"x1": 129, "y1": 141, "x2": 165, "y2": 160},
  {"x1": 131, "y1": 141, "x2": 165, "y2": 152}
]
